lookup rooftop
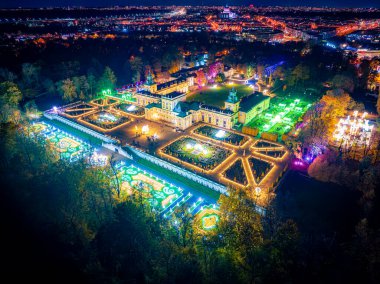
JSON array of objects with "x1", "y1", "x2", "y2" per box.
[
  {"x1": 173, "y1": 101, "x2": 200, "y2": 117},
  {"x1": 157, "y1": 77, "x2": 187, "y2": 91},
  {"x1": 239, "y1": 92, "x2": 270, "y2": 113},
  {"x1": 162, "y1": 91, "x2": 186, "y2": 100},
  {"x1": 145, "y1": 102, "x2": 161, "y2": 109},
  {"x1": 200, "y1": 104, "x2": 234, "y2": 115},
  {"x1": 136, "y1": 90, "x2": 161, "y2": 99}
]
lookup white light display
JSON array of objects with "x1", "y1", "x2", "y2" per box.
[{"x1": 333, "y1": 111, "x2": 374, "y2": 148}]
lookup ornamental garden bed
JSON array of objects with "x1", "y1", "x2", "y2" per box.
[
  {"x1": 246, "y1": 98, "x2": 312, "y2": 137},
  {"x1": 194, "y1": 125, "x2": 248, "y2": 146},
  {"x1": 248, "y1": 156, "x2": 273, "y2": 184},
  {"x1": 117, "y1": 164, "x2": 183, "y2": 212},
  {"x1": 194, "y1": 205, "x2": 220, "y2": 232},
  {"x1": 161, "y1": 137, "x2": 232, "y2": 171},
  {"x1": 81, "y1": 110, "x2": 130, "y2": 130},
  {"x1": 256, "y1": 149, "x2": 286, "y2": 159},
  {"x1": 223, "y1": 158, "x2": 248, "y2": 186},
  {"x1": 30, "y1": 122, "x2": 92, "y2": 162},
  {"x1": 62, "y1": 103, "x2": 97, "y2": 117},
  {"x1": 252, "y1": 140, "x2": 283, "y2": 149},
  {"x1": 115, "y1": 103, "x2": 145, "y2": 116}
]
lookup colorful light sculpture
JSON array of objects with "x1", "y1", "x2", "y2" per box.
[{"x1": 333, "y1": 111, "x2": 374, "y2": 149}]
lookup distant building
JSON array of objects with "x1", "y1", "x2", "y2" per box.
[{"x1": 219, "y1": 5, "x2": 237, "y2": 20}]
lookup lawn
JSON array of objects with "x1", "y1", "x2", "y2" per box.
[{"x1": 186, "y1": 83, "x2": 253, "y2": 108}]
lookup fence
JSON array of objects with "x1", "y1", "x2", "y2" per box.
[{"x1": 103, "y1": 143, "x2": 133, "y2": 160}]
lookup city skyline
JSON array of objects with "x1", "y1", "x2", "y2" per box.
[{"x1": 0, "y1": 0, "x2": 379, "y2": 8}]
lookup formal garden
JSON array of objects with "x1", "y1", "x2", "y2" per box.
[
  {"x1": 161, "y1": 136, "x2": 232, "y2": 171},
  {"x1": 114, "y1": 103, "x2": 145, "y2": 116},
  {"x1": 62, "y1": 102, "x2": 97, "y2": 117},
  {"x1": 117, "y1": 164, "x2": 184, "y2": 212},
  {"x1": 194, "y1": 125, "x2": 248, "y2": 146},
  {"x1": 223, "y1": 158, "x2": 248, "y2": 186},
  {"x1": 194, "y1": 204, "x2": 221, "y2": 233},
  {"x1": 246, "y1": 97, "x2": 312, "y2": 137},
  {"x1": 248, "y1": 156, "x2": 273, "y2": 184},
  {"x1": 81, "y1": 109, "x2": 130, "y2": 131},
  {"x1": 30, "y1": 122, "x2": 92, "y2": 162}
]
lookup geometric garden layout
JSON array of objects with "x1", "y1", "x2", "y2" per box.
[
  {"x1": 114, "y1": 162, "x2": 220, "y2": 232},
  {"x1": 30, "y1": 97, "x2": 290, "y2": 232},
  {"x1": 29, "y1": 121, "x2": 93, "y2": 162},
  {"x1": 160, "y1": 124, "x2": 289, "y2": 191},
  {"x1": 29, "y1": 121, "x2": 221, "y2": 232}
]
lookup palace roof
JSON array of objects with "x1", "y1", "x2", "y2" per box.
[
  {"x1": 239, "y1": 92, "x2": 270, "y2": 113},
  {"x1": 200, "y1": 104, "x2": 234, "y2": 115},
  {"x1": 162, "y1": 91, "x2": 186, "y2": 100},
  {"x1": 135, "y1": 90, "x2": 161, "y2": 98},
  {"x1": 156, "y1": 76, "x2": 187, "y2": 91}
]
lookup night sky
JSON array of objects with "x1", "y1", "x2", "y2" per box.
[{"x1": 0, "y1": 0, "x2": 379, "y2": 8}]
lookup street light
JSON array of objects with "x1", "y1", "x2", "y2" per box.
[{"x1": 255, "y1": 187, "x2": 261, "y2": 199}]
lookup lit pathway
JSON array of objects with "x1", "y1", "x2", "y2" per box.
[{"x1": 156, "y1": 123, "x2": 291, "y2": 207}]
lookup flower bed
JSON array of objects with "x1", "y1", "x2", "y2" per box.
[
  {"x1": 194, "y1": 125, "x2": 248, "y2": 146},
  {"x1": 161, "y1": 137, "x2": 232, "y2": 171},
  {"x1": 117, "y1": 164, "x2": 183, "y2": 212},
  {"x1": 81, "y1": 110, "x2": 130, "y2": 130},
  {"x1": 115, "y1": 103, "x2": 145, "y2": 116}
]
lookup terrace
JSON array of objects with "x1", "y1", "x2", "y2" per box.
[
  {"x1": 117, "y1": 164, "x2": 184, "y2": 212},
  {"x1": 30, "y1": 122, "x2": 93, "y2": 162}
]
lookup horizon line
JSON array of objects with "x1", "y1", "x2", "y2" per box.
[{"x1": 1, "y1": 5, "x2": 379, "y2": 9}]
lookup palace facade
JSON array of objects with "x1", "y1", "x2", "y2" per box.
[{"x1": 119, "y1": 72, "x2": 270, "y2": 130}]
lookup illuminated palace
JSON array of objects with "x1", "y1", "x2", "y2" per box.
[{"x1": 130, "y1": 72, "x2": 270, "y2": 130}]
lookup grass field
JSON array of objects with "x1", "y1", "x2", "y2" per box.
[{"x1": 186, "y1": 83, "x2": 253, "y2": 108}]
